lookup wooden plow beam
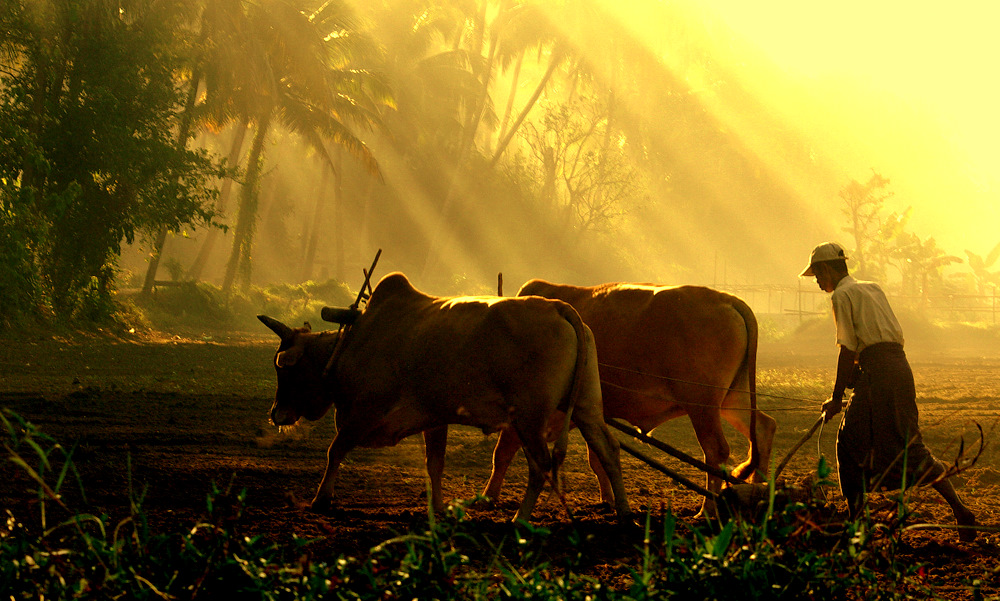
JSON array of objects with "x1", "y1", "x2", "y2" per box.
[
  {"x1": 614, "y1": 436, "x2": 719, "y2": 501},
  {"x1": 606, "y1": 418, "x2": 743, "y2": 488}
]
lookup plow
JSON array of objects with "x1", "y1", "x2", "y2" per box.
[
  {"x1": 605, "y1": 413, "x2": 827, "y2": 515},
  {"x1": 607, "y1": 409, "x2": 991, "y2": 540}
]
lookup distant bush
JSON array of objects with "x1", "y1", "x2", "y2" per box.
[
  {"x1": 130, "y1": 278, "x2": 356, "y2": 333},
  {"x1": 2, "y1": 408, "x2": 952, "y2": 600}
]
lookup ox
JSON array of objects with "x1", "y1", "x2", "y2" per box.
[
  {"x1": 482, "y1": 280, "x2": 776, "y2": 518},
  {"x1": 257, "y1": 272, "x2": 632, "y2": 524}
]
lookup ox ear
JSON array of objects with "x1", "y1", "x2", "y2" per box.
[
  {"x1": 303, "y1": 321, "x2": 312, "y2": 332},
  {"x1": 275, "y1": 347, "x2": 303, "y2": 368},
  {"x1": 258, "y1": 315, "x2": 293, "y2": 340}
]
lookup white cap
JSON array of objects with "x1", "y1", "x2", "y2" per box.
[{"x1": 800, "y1": 242, "x2": 848, "y2": 277}]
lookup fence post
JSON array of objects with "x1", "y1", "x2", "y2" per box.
[{"x1": 797, "y1": 280, "x2": 803, "y2": 324}]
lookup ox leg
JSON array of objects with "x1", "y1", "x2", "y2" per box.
[
  {"x1": 422, "y1": 425, "x2": 448, "y2": 513},
  {"x1": 512, "y1": 433, "x2": 551, "y2": 523},
  {"x1": 722, "y1": 399, "x2": 777, "y2": 484},
  {"x1": 570, "y1": 368, "x2": 632, "y2": 524},
  {"x1": 690, "y1": 411, "x2": 730, "y2": 520},
  {"x1": 311, "y1": 430, "x2": 364, "y2": 513},
  {"x1": 482, "y1": 428, "x2": 523, "y2": 502},
  {"x1": 574, "y1": 417, "x2": 632, "y2": 524},
  {"x1": 574, "y1": 338, "x2": 632, "y2": 524},
  {"x1": 586, "y1": 445, "x2": 616, "y2": 508}
]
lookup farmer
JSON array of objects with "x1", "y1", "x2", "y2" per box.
[{"x1": 800, "y1": 242, "x2": 978, "y2": 541}]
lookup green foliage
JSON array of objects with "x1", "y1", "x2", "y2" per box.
[
  {"x1": 0, "y1": 0, "x2": 225, "y2": 324},
  {"x1": 0, "y1": 187, "x2": 49, "y2": 327},
  {"x1": 3, "y1": 408, "x2": 956, "y2": 600}
]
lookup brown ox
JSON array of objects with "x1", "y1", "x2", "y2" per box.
[
  {"x1": 258, "y1": 272, "x2": 632, "y2": 524},
  {"x1": 483, "y1": 280, "x2": 776, "y2": 517}
]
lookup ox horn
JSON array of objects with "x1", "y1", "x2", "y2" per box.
[
  {"x1": 321, "y1": 306, "x2": 361, "y2": 325},
  {"x1": 257, "y1": 315, "x2": 294, "y2": 340}
]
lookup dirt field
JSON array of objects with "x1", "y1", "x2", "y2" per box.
[{"x1": 2, "y1": 327, "x2": 998, "y2": 598}]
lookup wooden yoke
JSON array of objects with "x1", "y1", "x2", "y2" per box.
[{"x1": 320, "y1": 249, "x2": 382, "y2": 325}]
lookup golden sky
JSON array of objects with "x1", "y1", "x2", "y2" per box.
[{"x1": 701, "y1": 0, "x2": 1000, "y2": 255}]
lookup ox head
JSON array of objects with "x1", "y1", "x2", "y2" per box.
[{"x1": 258, "y1": 315, "x2": 338, "y2": 426}]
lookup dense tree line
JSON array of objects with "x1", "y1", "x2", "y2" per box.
[
  {"x1": 1, "y1": 0, "x2": 387, "y2": 324},
  {"x1": 1, "y1": 1, "x2": 225, "y2": 322},
  {"x1": 2, "y1": 0, "x2": 988, "y2": 327},
  {"x1": 1, "y1": 0, "x2": 685, "y2": 326}
]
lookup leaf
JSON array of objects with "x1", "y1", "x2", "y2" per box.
[
  {"x1": 985, "y1": 241, "x2": 1000, "y2": 267},
  {"x1": 711, "y1": 521, "x2": 735, "y2": 558},
  {"x1": 966, "y1": 250, "x2": 985, "y2": 272}
]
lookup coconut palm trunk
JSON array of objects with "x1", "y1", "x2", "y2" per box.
[
  {"x1": 489, "y1": 54, "x2": 559, "y2": 167},
  {"x1": 301, "y1": 159, "x2": 331, "y2": 282},
  {"x1": 222, "y1": 109, "x2": 272, "y2": 296},
  {"x1": 187, "y1": 120, "x2": 249, "y2": 281},
  {"x1": 420, "y1": 1, "x2": 506, "y2": 279},
  {"x1": 332, "y1": 147, "x2": 345, "y2": 281},
  {"x1": 140, "y1": 72, "x2": 202, "y2": 295}
]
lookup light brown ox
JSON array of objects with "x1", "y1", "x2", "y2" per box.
[
  {"x1": 483, "y1": 280, "x2": 776, "y2": 517},
  {"x1": 258, "y1": 272, "x2": 632, "y2": 525}
]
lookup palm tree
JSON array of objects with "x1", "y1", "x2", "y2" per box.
[
  {"x1": 214, "y1": 0, "x2": 391, "y2": 295},
  {"x1": 488, "y1": 0, "x2": 582, "y2": 167},
  {"x1": 349, "y1": 0, "x2": 483, "y2": 279},
  {"x1": 137, "y1": 0, "x2": 389, "y2": 295},
  {"x1": 139, "y1": 0, "x2": 242, "y2": 294},
  {"x1": 185, "y1": 120, "x2": 249, "y2": 281},
  {"x1": 890, "y1": 232, "x2": 961, "y2": 300},
  {"x1": 965, "y1": 242, "x2": 1000, "y2": 295}
]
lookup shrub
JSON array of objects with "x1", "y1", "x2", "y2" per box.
[
  {"x1": 130, "y1": 278, "x2": 357, "y2": 333},
  {"x1": 0, "y1": 187, "x2": 50, "y2": 327}
]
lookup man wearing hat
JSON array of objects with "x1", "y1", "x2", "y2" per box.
[{"x1": 801, "y1": 242, "x2": 977, "y2": 541}]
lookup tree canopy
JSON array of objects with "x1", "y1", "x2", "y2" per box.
[{"x1": 1, "y1": 0, "x2": 223, "y2": 322}]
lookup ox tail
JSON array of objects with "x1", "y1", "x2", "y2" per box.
[
  {"x1": 551, "y1": 301, "x2": 590, "y2": 492},
  {"x1": 730, "y1": 297, "x2": 760, "y2": 482}
]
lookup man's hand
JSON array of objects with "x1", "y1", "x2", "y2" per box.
[{"x1": 822, "y1": 397, "x2": 843, "y2": 422}]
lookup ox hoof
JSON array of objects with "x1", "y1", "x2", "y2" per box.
[
  {"x1": 957, "y1": 512, "x2": 978, "y2": 543},
  {"x1": 617, "y1": 512, "x2": 641, "y2": 532},
  {"x1": 309, "y1": 497, "x2": 338, "y2": 515}
]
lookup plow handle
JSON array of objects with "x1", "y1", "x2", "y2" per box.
[{"x1": 773, "y1": 412, "x2": 826, "y2": 480}]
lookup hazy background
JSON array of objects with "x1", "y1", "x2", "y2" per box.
[
  {"x1": 704, "y1": 0, "x2": 1000, "y2": 256},
  {"x1": 115, "y1": 0, "x2": 999, "y2": 312}
]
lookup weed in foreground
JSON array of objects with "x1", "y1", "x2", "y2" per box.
[{"x1": 1, "y1": 408, "x2": 956, "y2": 599}]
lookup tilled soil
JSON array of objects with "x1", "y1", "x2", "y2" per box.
[{"x1": 2, "y1": 331, "x2": 998, "y2": 598}]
